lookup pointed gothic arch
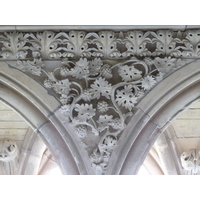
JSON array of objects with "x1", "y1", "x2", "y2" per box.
[
  {"x1": 1, "y1": 27, "x2": 200, "y2": 174},
  {"x1": 0, "y1": 61, "x2": 92, "y2": 174},
  {"x1": 106, "y1": 59, "x2": 200, "y2": 174}
]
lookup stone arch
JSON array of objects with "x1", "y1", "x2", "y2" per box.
[
  {"x1": 0, "y1": 61, "x2": 93, "y2": 175},
  {"x1": 1, "y1": 27, "x2": 200, "y2": 175},
  {"x1": 106, "y1": 59, "x2": 200, "y2": 175}
]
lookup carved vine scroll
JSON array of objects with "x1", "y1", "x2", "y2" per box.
[
  {"x1": 1, "y1": 29, "x2": 198, "y2": 174},
  {"x1": 14, "y1": 55, "x2": 190, "y2": 174}
]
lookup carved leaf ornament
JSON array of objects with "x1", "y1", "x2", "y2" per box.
[
  {"x1": 0, "y1": 29, "x2": 200, "y2": 59},
  {"x1": 3, "y1": 29, "x2": 195, "y2": 174},
  {"x1": 181, "y1": 150, "x2": 200, "y2": 174},
  {"x1": 41, "y1": 56, "x2": 187, "y2": 174}
]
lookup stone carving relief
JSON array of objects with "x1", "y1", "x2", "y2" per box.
[
  {"x1": 2, "y1": 29, "x2": 198, "y2": 174},
  {"x1": 181, "y1": 149, "x2": 200, "y2": 175},
  {"x1": 14, "y1": 55, "x2": 189, "y2": 174},
  {"x1": 0, "y1": 29, "x2": 200, "y2": 60},
  {"x1": 0, "y1": 138, "x2": 18, "y2": 162},
  {"x1": 0, "y1": 32, "x2": 29, "y2": 59},
  {"x1": 0, "y1": 139, "x2": 19, "y2": 175}
]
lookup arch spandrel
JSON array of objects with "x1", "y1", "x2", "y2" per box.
[
  {"x1": 0, "y1": 61, "x2": 61, "y2": 116},
  {"x1": 108, "y1": 60, "x2": 200, "y2": 175},
  {"x1": 0, "y1": 62, "x2": 88, "y2": 175},
  {"x1": 1, "y1": 28, "x2": 200, "y2": 175}
]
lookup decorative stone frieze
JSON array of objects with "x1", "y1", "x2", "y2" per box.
[
  {"x1": 181, "y1": 149, "x2": 200, "y2": 174},
  {"x1": 0, "y1": 30, "x2": 200, "y2": 60},
  {"x1": 2, "y1": 28, "x2": 198, "y2": 174}
]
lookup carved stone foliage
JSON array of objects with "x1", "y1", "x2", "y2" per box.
[
  {"x1": 0, "y1": 138, "x2": 18, "y2": 162},
  {"x1": 151, "y1": 30, "x2": 182, "y2": 57},
  {"x1": 16, "y1": 58, "x2": 44, "y2": 76},
  {"x1": 1, "y1": 30, "x2": 200, "y2": 59},
  {"x1": 13, "y1": 54, "x2": 189, "y2": 174},
  {"x1": 29, "y1": 31, "x2": 63, "y2": 59},
  {"x1": 62, "y1": 31, "x2": 94, "y2": 58},
  {"x1": 0, "y1": 32, "x2": 29, "y2": 59},
  {"x1": 181, "y1": 149, "x2": 200, "y2": 174},
  {"x1": 122, "y1": 31, "x2": 151, "y2": 57},
  {"x1": 3, "y1": 28, "x2": 196, "y2": 174}
]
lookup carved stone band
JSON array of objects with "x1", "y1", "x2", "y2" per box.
[{"x1": 0, "y1": 30, "x2": 200, "y2": 60}]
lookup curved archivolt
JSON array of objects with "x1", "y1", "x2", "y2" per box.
[
  {"x1": 0, "y1": 100, "x2": 62, "y2": 175},
  {"x1": 0, "y1": 62, "x2": 85, "y2": 174},
  {"x1": 107, "y1": 59, "x2": 200, "y2": 174},
  {"x1": 2, "y1": 57, "x2": 198, "y2": 175},
  {"x1": 1, "y1": 28, "x2": 200, "y2": 175}
]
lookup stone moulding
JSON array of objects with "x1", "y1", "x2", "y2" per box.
[
  {"x1": 2, "y1": 28, "x2": 199, "y2": 175},
  {"x1": 13, "y1": 55, "x2": 191, "y2": 174},
  {"x1": 0, "y1": 29, "x2": 200, "y2": 60}
]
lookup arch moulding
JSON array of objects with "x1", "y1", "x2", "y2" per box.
[
  {"x1": 1, "y1": 27, "x2": 200, "y2": 174},
  {"x1": 107, "y1": 59, "x2": 200, "y2": 174},
  {"x1": 0, "y1": 62, "x2": 93, "y2": 175}
]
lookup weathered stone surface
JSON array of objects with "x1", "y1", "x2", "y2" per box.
[{"x1": 1, "y1": 26, "x2": 200, "y2": 175}]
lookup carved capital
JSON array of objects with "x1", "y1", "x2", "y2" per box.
[
  {"x1": 0, "y1": 139, "x2": 18, "y2": 162},
  {"x1": 181, "y1": 149, "x2": 200, "y2": 174}
]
